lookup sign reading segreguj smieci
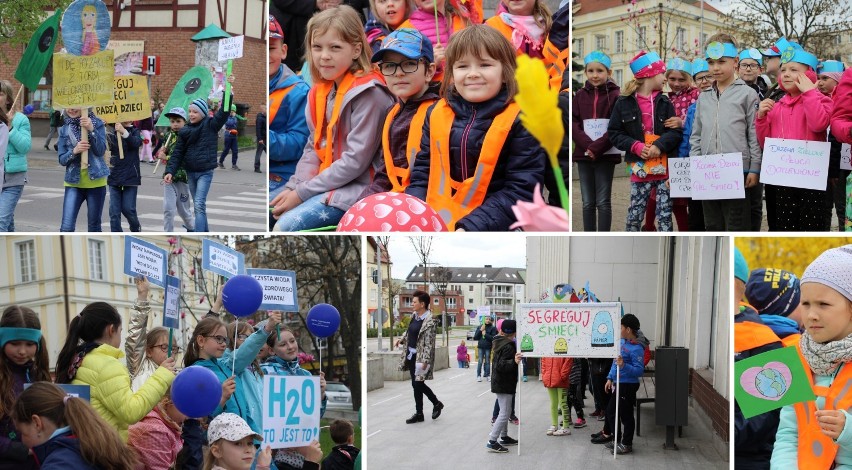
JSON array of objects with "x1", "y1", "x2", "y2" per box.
[{"x1": 517, "y1": 302, "x2": 621, "y2": 358}]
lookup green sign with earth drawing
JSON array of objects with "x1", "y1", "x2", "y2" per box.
[{"x1": 734, "y1": 345, "x2": 815, "y2": 419}]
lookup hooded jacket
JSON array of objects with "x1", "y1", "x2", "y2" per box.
[
  {"x1": 755, "y1": 88, "x2": 833, "y2": 145},
  {"x1": 270, "y1": 64, "x2": 310, "y2": 185},
  {"x1": 689, "y1": 79, "x2": 762, "y2": 174},
  {"x1": 608, "y1": 92, "x2": 681, "y2": 164},
  {"x1": 540, "y1": 356, "x2": 571, "y2": 389},
  {"x1": 125, "y1": 302, "x2": 161, "y2": 392},
  {"x1": 166, "y1": 98, "x2": 231, "y2": 174},
  {"x1": 473, "y1": 322, "x2": 498, "y2": 350},
  {"x1": 572, "y1": 79, "x2": 621, "y2": 163},
  {"x1": 3, "y1": 112, "x2": 31, "y2": 188},
  {"x1": 106, "y1": 126, "x2": 143, "y2": 187},
  {"x1": 71, "y1": 343, "x2": 173, "y2": 441},
  {"x1": 490, "y1": 334, "x2": 518, "y2": 394},
  {"x1": 606, "y1": 338, "x2": 644, "y2": 384},
  {"x1": 406, "y1": 89, "x2": 546, "y2": 231},
  {"x1": 830, "y1": 68, "x2": 852, "y2": 144},
  {"x1": 30, "y1": 429, "x2": 95, "y2": 470},
  {"x1": 285, "y1": 73, "x2": 394, "y2": 212}
]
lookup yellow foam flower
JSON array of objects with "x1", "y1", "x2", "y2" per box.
[{"x1": 514, "y1": 55, "x2": 564, "y2": 166}]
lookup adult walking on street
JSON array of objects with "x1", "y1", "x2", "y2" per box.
[
  {"x1": 474, "y1": 316, "x2": 498, "y2": 382},
  {"x1": 396, "y1": 290, "x2": 444, "y2": 424}
]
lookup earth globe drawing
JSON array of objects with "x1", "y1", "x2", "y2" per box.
[{"x1": 754, "y1": 368, "x2": 787, "y2": 399}]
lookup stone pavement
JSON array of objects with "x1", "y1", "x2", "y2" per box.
[{"x1": 365, "y1": 363, "x2": 728, "y2": 470}]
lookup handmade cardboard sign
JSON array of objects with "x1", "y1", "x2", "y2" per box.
[
  {"x1": 202, "y1": 238, "x2": 245, "y2": 278},
  {"x1": 15, "y1": 10, "x2": 62, "y2": 90},
  {"x1": 123, "y1": 236, "x2": 168, "y2": 288},
  {"x1": 689, "y1": 152, "x2": 745, "y2": 200},
  {"x1": 61, "y1": 0, "x2": 110, "y2": 56},
  {"x1": 840, "y1": 143, "x2": 851, "y2": 171},
  {"x1": 735, "y1": 346, "x2": 815, "y2": 419},
  {"x1": 517, "y1": 302, "x2": 621, "y2": 358},
  {"x1": 760, "y1": 138, "x2": 830, "y2": 190},
  {"x1": 93, "y1": 75, "x2": 150, "y2": 122},
  {"x1": 163, "y1": 275, "x2": 181, "y2": 329},
  {"x1": 669, "y1": 158, "x2": 692, "y2": 198},
  {"x1": 582, "y1": 119, "x2": 619, "y2": 154},
  {"x1": 262, "y1": 375, "x2": 321, "y2": 449},
  {"x1": 52, "y1": 50, "x2": 114, "y2": 108},
  {"x1": 218, "y1": 35, "x2": 244, "y2": 61},
  {"x1": 247, "y1": 268, "x2": 299, "y2": 311},
  {"x1": 156, "y1": 66, "x2": 214, "y2": 127}
]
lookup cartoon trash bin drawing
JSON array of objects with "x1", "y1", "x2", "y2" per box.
[
  {"x1": 591, "y1": 311, "x2": 615, "y2": 347},
  {"x1": 520, "y1": 333, "x2": 534, "y2": 352}
]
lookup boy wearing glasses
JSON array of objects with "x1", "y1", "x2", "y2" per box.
[
  {"x1": 738, "y1": 48, "x2": 768, "y2": 101},
  {"x1": 359, "y1": 28, "x2": 438, "y2": 198}
]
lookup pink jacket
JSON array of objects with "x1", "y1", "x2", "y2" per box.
[
  {"x1": 830, "y1": 68, "x2": 852, "y2": 144},
  {"x1": 128, "y1": 407, "x2": 183, "y2": 470},
  {"x1": 406, "y1": 9, "x2": 457, "y2": 47},
  {"x1": 755, "y1": 88, "x2": 834, "y2": 146}
]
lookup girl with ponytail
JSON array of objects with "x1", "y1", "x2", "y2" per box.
[
  {"x1": 12, "y1": 381, "x2": 138, "y2": 470},
  {"x1": 54, "y1": 301, "x2": 176, "y2": 441}
]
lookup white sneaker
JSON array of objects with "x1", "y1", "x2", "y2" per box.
[
  {"x1": 553, "y1": 427, "x2": 571, "y2": 436},
  {"x1": 477, "y1": 377, "x2": 482, "y2": 382},
  {"x1": 486, "y1": 376, "x2": 491, "y2": 382},
  {"x1": 546, "y1": 426, "x2": 556, "y2": 436}
]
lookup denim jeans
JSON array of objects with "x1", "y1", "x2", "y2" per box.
[
  {"x1": 477, "y1": 347, "x2": 491, "y2": 378},
  {"x1": 458, "y1": 360, "x2": 466, "y2": 368},
  {"x1": 273, "y1": 193, "x2": 345, "y2": 232},
  {"x1": 575, "y1": 160, "x2": 616, "y2": 231},
  {"x1": 60, "y1": 186, "x2": 106, "y2": 232},
  {"x1": 0, "y1": 185, "x2": 24, "y2": 232},
  {"x1": 186, "y1": 170, "x2": 214, "y2": 232},
  {"x1": 109, "y1": 185, "x2": 141, "y2": 232},
  {"x1": 220, "y1": 135, "x2": 239, "y2": 166}
]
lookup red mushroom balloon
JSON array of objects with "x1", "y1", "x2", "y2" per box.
[{"x1": 337, "y1": 192, "x2": 447, "y2": 232}]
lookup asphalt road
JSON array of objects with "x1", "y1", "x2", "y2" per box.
[{"x1": 8, "y1": 145, "x2": 268, "y2": 232}]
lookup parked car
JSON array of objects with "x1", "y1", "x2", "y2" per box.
[
  {"x1": 467, "y1": 327, "x2": 477, "y2": 341},
  {"x1": 325, "y1": 381, "x2": 352, "y2": 410}
]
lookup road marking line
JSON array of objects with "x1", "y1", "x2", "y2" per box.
[
  {"x1": 366, "y1": 429, "x2": 382, "y2": 438},
  {"x1": 448, "y1": 373, "x2": 465, "y2": 380},
  {"x1": 477, "y1": 390, "x2": 490, "y2": 397},
  {"x1": 370, "y1": 394, "x2": 401, "y2": 406}
]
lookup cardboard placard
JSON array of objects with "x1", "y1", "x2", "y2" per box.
[
  {"x1": 93, "y1": 75, "x2": 151, "y2": 122},
  {"x1": 262, "y1": 375, "x2": 321, "y2": 449},
  {"x1": 52, "y1": 50, "x2": 115, "y2": 108},
  {"x1": 669, "y1": 158, "x2": 692, "y2": 198},
  {"x1": 201, "y1": 238, "x2": 245, "y2": 278},
  {"x1": 840, "y1": 143, "x2": 851, "y2": 171},
  {"x1": 123, "y1": 236, "x2": 168, "y2": 288},
  {"x1": 581, "y1": 119, "x2": 619, "y2": 155},
  {"x1": 163, "y1": 275, "x2": 181, "y2": 329},
  {"x1": 689, "y1": 152, "x2": 746, "y2": 200},
  {"x1": 247, "y1": 268, "x2": 299, "y2": 311},
  {"x1": 759, "y1": 138, "x2": 830, "y2": 191},
  {"x1": 517, "y1": 302, "x2": 621, "y2": 358},
  {"x1": 218, "y1": 35, "x2": 244, "y2": 61},
  {"x1": 734, "y1": 346, "x2": 816, "y2": 419}
]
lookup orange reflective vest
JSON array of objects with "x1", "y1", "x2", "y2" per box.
[
  {"x1": 782, "y1": 333, "x2": 801, "y2": 348},
  {"x1": 734, "y1": 314, "x2": 781, "y2": 354},
  {"x1": 543, "y1": 38, "x2": 569, "y2": 90},
  {"x1": 425, "y1": 100, "x2": 519, "y2": 230},
  {"x1": 484, "y1": 17, "x2": 516, "y2": 51},
  {"x1": 792, "y1": 343, "x2": 852, "y2": 469},
  {"x1": 269, "y1": 85, "x2": 294, "y2": 124},
  {"x1": 382, "y1": 99, "x2": 435, "y2": 192},
  {"x1": 307, "y1": 72, "x2": 382, "y2": 172}
]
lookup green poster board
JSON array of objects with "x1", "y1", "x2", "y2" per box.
[
  {"x1": 15, "y1": 10, "x2": 62, "y2": 90},
  {"x1": 735, "y1": 345, "x2": 815, "y2": 419},
  {"x1": 156, "y1": 66, "x2": 214, "y2": 127}
]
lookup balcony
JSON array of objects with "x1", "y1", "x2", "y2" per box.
[{"x1": 485, "y1": 290, "x2": 513, "y2": 298}]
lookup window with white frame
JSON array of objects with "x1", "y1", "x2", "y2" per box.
[
  {"x1": 677, "y1": 27, "x2": 686, "y2": 51},
  {"x1": 88, "y1": 239, "x2": 106, "y2": 281},
  {"x1": 638, "y1": 26, "x2": 647, "y2": 46},
  {"x1": 595, "y1": 34, "x2": 607, "y2": 51},
  {"x1": 614, "y1": 69, "x2": 623, "y2": 85},
  {"x1": 615, "y1": 30, "x2": 624, "y2": 52},
  {"x1": 404, "y1": 297, "x2": 412, "y2": 307},
  {"x1": 575, "y1": 38, "x2": 584, "y2": 57},
  {"x1": 15, "y1": 240, "x2": 37, "y2": 283}
]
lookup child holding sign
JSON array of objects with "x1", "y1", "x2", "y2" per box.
[
  {"x1": 58, "y1": 109, "x2": 109, "y2": 232},
  {"x1": 571, "y1": 51, "x2": 620, "y2": 232},
  {"x1": 770, "y1": 245, "x2": 852, "y2": 469},
  {"x1": 607, "y1": 51, "x2": 681, "y2": 232},
  {"x1": 261, "y1": 327, "x2": 328, "y2": 469},
  {"x1": 106, "y1": 121, "x2": 143, "y2": 232},
  {"x1": 755, "y1": 46, "x2": 833, "y2": 231}
]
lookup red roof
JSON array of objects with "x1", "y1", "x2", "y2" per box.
[{"x1": 574, "y1": 0, "x2": 721, "y2": 16}]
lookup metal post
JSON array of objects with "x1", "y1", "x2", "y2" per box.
[
  {"x1": 377, "y1": 242, "x2": 383, "y2": 351},
  {"x1": 700, "y1": 0, "x2": 705, "y2": 51}
]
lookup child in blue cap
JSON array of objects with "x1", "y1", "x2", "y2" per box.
[{"x1": 360, "y1": 28, "x2": 438, "y2": 198}]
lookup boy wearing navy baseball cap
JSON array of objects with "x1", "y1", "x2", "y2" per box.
[{"x1": 360, "y1": 29, "x2": 439, "y2": 198}]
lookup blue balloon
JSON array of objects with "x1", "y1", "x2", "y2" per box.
[
  {"x1": 171, "y1": 366, "x2": 222, "y2": 418},
  {"x1": 306, "y1": 303, "x2": 341, "y2": 337},
  {"x1": 222, "y1": 274, "x2": 263, "y2": 317}
]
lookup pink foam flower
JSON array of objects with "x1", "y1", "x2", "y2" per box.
[{"x1": 509, "y1": 183, "x2": 570, "y2": 231}]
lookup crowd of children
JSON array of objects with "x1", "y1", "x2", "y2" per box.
[
  {"x1": 268, "y1": 0, "x2": 571, "y2": 232},
  {"x1": 573, "y1": 34, "x2": 851, "y2": 232},
  {"x1": 0, "y1": 279, "x2": 358, "y2": 470}
]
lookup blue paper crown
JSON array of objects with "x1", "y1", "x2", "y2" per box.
[
  {"x1": 584, "y1": 51, "x2": 612, "y2": 69},
  {"x1": 818, "y1": 60, "x2": 846, "y2": 74},
  {"x1": 781, "y1": 46, "x2": 818, "y2": 70},
  {"x1": 629, "y1": 51, "x2": 663, "y2": 75},
  {"x1": 738, "y1": 48, "x2": 763, "y2": 65},
  {"x1": 666, "y1": 58, "x2": 692, "y2": 75},
  {"x1": 762, "y1": 37, "x2": 800, "y2": 57},
  {"x1": 705, "y1": 42, "x2": 738, "y2": 60},
  {"x1": 691, "y1": 58, "x2": 709, "y2": 76}
]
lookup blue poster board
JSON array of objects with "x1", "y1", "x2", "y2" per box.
[
  {"x1": 163, "y1": 275, "x2": 181, "y2": 329},
  {"x1": 124, "y1": 236, "x2": 168, "y2": 288},
  {"x1": 247, "y1": 268, "x2": 299, "y2": 311},
  {"x1": 202, "y1": 238, "x2": 245, "y2": 278},
  {"x1": 26, "y1": 383, "x2": 91, "y2": 402}
]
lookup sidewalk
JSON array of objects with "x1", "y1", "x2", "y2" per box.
[
  {"x1": 366, "y1": 364, "x2": 728, "y2": 470},
  {"x1": 571, "y1": 162, "x2": 842, "y2": 232}
]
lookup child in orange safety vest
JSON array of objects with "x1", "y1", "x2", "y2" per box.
[
  {"x1": 484, "y1": 0, "x2": 552, "y2": 60},
  {"x1": 404, "y1": 25, "x2": 546, "y2": 231},
  {"x1": 270, "y1": 5, "x2": 395, "y2": 231},
  {"x1": 360, "y1": 28, "x2": 439, "y2": 198},
  {"x1": 770, "y1": 245, "x2": 852, "y2": 469}
]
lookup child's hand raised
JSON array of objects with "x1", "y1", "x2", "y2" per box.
[
  {"x1": 795, "y1": 72, "x2": 817, "y2": 94},
  {"x1": 257, "y1": 445, "x2": 272, "y2": 467},
  {"x1": 161, "y1": 356, "x2": 177, "y2": 373},
  {"x1": 757, "y1": 99, "x2": 775, "y2": 119},
  {"x1": 135, "y1": 276, "x2": 150, "y2": 301},
  {"x1": 295, "y1": 441, "x2": 323, "y2": 463},
  {"x1": 433, "y1": 43, "x2": 446, "y2": 65},
  {"x1": 815, "y1": 409, "x2": 846, "y2": 439},
  {"x1": 220, "y1": 376, "x2": 236, "y2": 406}
]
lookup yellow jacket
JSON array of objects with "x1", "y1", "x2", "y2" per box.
[{"x1": 72, "y1": 343, "x2": 174, "y2": 441}]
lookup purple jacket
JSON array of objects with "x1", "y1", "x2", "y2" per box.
[
  {"x1": 571, "y1": 79, "x2": 621, "y2": 163},
  {"x1": 0, "y1": 362, "x2": 37, "y2": 470}
]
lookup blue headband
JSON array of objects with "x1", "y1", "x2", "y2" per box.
[
  {"x1": 762, "y1": 37, "x2": 798, "y2": 57},
  {"x1": 666, "y1": 58, "x2": 691, "y2": 75},
  {"x1": 781, "y1": 46, "x2": 818, "y2": 70},
  {"x1": 691, "y1": 58, "x2": 709, "y2": 76},
  {"x1": 738, "y1": 48, "x2": 763, "y2": 66},
  {"x1": 629, "y1": 51, "x2": 662, "y2": 75},
  {"x1": 705, "y1": 42, "x2": 738, "y2": 60},
  {"x1": 0, "y1": 327, "x2": 42, "y2": 349},
  {"x1": 584, "y1": 51, "x2": 611, "y2": 70},
  {"x1": 819, "y1": 60, "x2": 846, "y2": 74}
]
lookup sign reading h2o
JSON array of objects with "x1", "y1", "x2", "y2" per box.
[
  {"x1": 263, "y1": 375, "x2": 321, "y2": 449},
  {"x1": 202, "y1": 238, "x2": 245, "y2": 278}
]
